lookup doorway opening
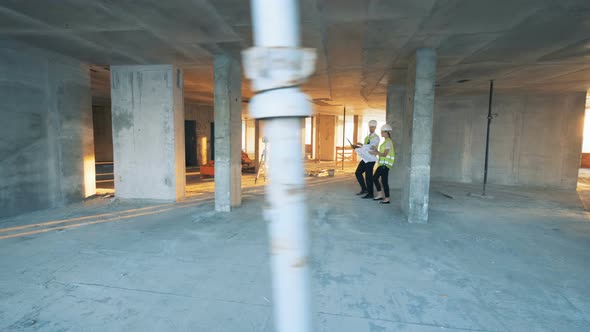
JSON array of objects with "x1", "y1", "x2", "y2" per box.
[{"x1": 185, "y1": 120, "x2": 197, "y2": 167}]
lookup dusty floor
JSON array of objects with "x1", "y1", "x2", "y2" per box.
[
  {"x1": 95, "y1": 160, "x2": 355, "y2": 196},
  {"x1": 1, "y1": 171, "x2": 590, "y2": 331}
]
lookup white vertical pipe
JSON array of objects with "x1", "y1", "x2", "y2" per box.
[
  {"x1": 266, "y1": 118, "x2": 311, "y2": 332},
  {"x1": 251, "y1": 0, "x2": 300, "y2": 47},
  {"x1": 249, "y1": 1, "x2": 312, "y2": 331}
]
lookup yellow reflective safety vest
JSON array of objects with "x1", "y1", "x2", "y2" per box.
[
  {"x1": 364, "y1": 133, "x2": 379, "y2": 145},
  {"x1": 378, "y1": 137, "x2": 395, "y2": 169}
]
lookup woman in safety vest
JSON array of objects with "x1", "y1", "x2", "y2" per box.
[{"x1": 369, "y1": 124, "x2": 395, "y2": 204}]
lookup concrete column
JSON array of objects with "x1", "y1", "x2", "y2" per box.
[
  {"x1": 401, "y1": 48, "x2": 437, "y2": 224},
  {"x1": 245, "y1": 119, "x2": 256, "y2": 157},
  {"x1": 311, "y1": 116, "x2": 317, "y2": 160},
  {"x1": 353, "y1": 115, "x2": 360, "y2": 162},
  {"x1": 254, "y1": 120, "x2": 261, "y2": 166},
  {"x1": 301, "y1": 118, "x2": 306, "y2": 158},
  {"x1": 316, "y1": 114, "x2": 336, "y2": 161},
  {"x1": 110, "y1": 65, "x2": 185, "y2": 201},
  {"x1": 386, "y1": 85, "x2": 406, "y2": 189},
  {"x1": 214, "y1": 54, "x2": 242, "y2": 212}
]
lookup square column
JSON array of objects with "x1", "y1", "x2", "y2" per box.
[
  {"x1": 401, "y1": 48, "x2": 437, "y2": 224},
  {"x1": 301, "y1": 118, "x2": 306, "y2": 158},
  {"x1": 311, "y1": 116, "x2": 317, "y2": 160},
  {"x1": 352, "y1": 115, "x2": 361, "y2": 162},
  {"x1": 214, "y1": 54, "x2": 242, "y2": 212},
  {"x1": 386, "y1": 85, "x2": 406, "y2": 189},
  {"x1": 255, "y1": 120, "x2": 261, "y2": 166},
  {"x1": 316, "y1": 114, "x2": 336, "y2": 161},
  {"x1": 110, "y1": 65, "x2": 185, "y2": 201}
]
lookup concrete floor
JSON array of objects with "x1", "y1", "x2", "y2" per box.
[{"x1": 1, "y1": 172, "x2": 590, "y2": 331}]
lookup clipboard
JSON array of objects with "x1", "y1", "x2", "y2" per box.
[{"x1": 346, "y1": 138, "x2": 357, "y2": 149}]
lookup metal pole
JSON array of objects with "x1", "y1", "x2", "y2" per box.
[
  {"x1": 342, "y1": 107, "x2": 346, "y2": 170},
  {"x1": 483, "y1": 80, "x2": 494, "y2": 196},
  {"x1": 244, "y1": 1, "x2": 315, "y2": 331}
]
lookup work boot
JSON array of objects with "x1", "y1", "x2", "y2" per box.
[{"x1": 356, "y1": 190, "x2": 367, "y2": 195}]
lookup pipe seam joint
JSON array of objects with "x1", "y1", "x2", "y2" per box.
[
  {"x1": 242, "y1": 47, "x2": 316, "y2": 120},
  {"x1": 242, "y1": 47, "x2": 316, "y2": 92}
]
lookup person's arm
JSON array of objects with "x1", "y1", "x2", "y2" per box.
[
  {"x1": 370, "y1": 141, "x2": 392, "y2": 156},
  {"x1": 370, "y1": 148, "x2": 389, "y2": 156}
]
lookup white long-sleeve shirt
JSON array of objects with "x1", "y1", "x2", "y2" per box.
[
  {"x1": 358, "y1": 133, "x2": 380, "y2": 163},
  {"x1": 366, "y1": 134, "x2": 380, "y2": 149}
]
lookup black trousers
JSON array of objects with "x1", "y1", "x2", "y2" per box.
[
  {"x1": 374, "y1": 165, "x2": 390, "y2": 198},
  {"x1": 355, "y1": 161, "x2": 375, "y2": 195}
]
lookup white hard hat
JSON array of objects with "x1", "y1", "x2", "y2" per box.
[
  {"x1": 368, "y1": 120, "x2": 377, "y2": 127},
  {"x1": 381, "y1": 124, "x2": 392, "y2": 132}
]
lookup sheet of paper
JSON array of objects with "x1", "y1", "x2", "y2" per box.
[{"x1": 355, "y1": 145, "x2": 378, "y2": 163}]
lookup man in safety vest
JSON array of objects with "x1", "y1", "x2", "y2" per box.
[{"x1": 353, "y1": 120, "x2": 380, "y2": 199}]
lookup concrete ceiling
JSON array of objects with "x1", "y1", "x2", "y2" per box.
[{"x1": 2, "y1": 0, "x2": 590, "y2": 114}]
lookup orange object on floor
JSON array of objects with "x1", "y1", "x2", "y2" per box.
[{"x1": 200, "y1": 161, "x2": 215, "y2": 178}]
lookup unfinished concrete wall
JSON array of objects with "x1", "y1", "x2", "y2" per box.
[
  {"x1": 185, "y1": 103, "x2": 214, "y2": 165},
  {"x1": 431, "y1": 92, "x2": 586, "y2": 189},
  {"x1": 0, "y1": 42, "x2": 95, "y2": 218},
  {"x1": 92, "y1": 104, "x2": 113, "y2": 162}
]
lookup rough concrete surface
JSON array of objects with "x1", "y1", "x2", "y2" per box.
[
  {"x1": 1, "y1": 173, "x2": 589, "y2": 331},
  {"x1": 386, "y1": 85, "x2": 406, "y2": 190},
  {"x1": 110, "y1": 65, "x2": 185, "y2": 201},
  {"x1": 432, "y1": 92, "x2": 586, "y2": 190},
  {"x1": 2, "y1": 1, "x2": 590, "y2": 110},
  {"x1": 402, "y1": 48, "x2": 437, "y2": 224},
  {"x1": 0, "y1": 42, "x2": 94, "y2": 218},
  {"x1": 213, "y1": 54, "x2": 242, "y2": 212}
]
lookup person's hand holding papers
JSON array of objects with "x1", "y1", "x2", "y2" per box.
[{"x1": 355, "y1": 144, "x2": 378, "y2": 162}]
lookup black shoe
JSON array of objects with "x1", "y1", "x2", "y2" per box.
[
  {"x1": 356, "y1": 190, "x2": 368, "y2": 195},
  {"x1": 379, "y1": 201, "x2": 390, "y2": 204},
  {"x1": 362, "y1": 194, "x2": 374, "y2": 199},
  {"x1": 373, "y1": 197, "x2": 383, "y2": 201}
]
